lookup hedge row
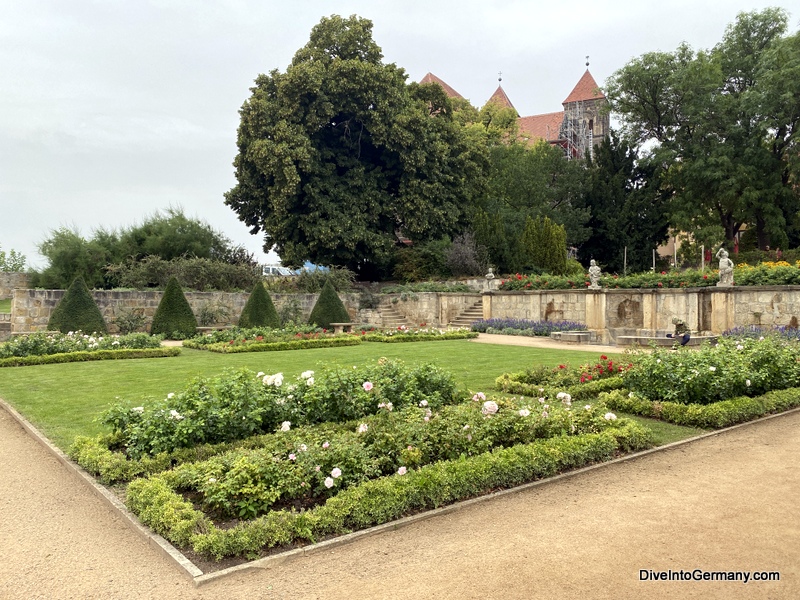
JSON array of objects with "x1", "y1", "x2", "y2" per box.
[
  {"x1": 495, "y1": 374, "x2": 625, "y2": 400},
  {"x1": 602, "y1": 388, "x2": 800, "y2": 429},
  {"x1": 182, "y1": 337, "x2": 362, "y2": 353},
  {"x1": 0, "y1": 347, "x2": 180, "y2": 368},
  {"x1": 362, "y1": 332, "x2": 478, "y2": 343},
  {"x1": 125, "y1": 420, "x2": 652, "y2": 559}
]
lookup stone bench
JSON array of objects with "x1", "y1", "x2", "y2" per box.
[
  {"x1": 550, "y1": 331, "x2": 593, "y2": 344},
  {"x1": 329, "y1": 322, "x2": 356, "y2": 334},
  {"x1": 615, "y1": 335, "x2": 719, "y2": 348}
]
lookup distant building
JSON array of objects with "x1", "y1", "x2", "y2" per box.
[{"x1": 419, "y1": 68, "x2": 609, "y2": 160}]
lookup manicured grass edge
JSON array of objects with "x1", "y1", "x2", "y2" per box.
[
  {"x1": 126, "y1": 420, "x2": 652, "y2": 560},
  {"x1": 0, "y1": 347, "x2": 180, "y2": 367},
  {"x1": 182, "y1": 337, "x2": 362, "y2": 353},
  {"x1": 602, "y1": 387, "x2": 800, "y2": 428}
]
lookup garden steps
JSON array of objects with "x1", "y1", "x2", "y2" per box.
[
  {"x1": 448, "y1": 301, "x2": 484, "y2": 328},
  {"x1": 378, "y1": 303, "x2": 409, "y2": 329}
]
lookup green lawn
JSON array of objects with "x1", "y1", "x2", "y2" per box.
[
  {"x1": 0, "y1": 299, "x2": 11, "y2": 313},
  {"x1": 0, "y1": 340, "x2": 703, "y2": 450}
]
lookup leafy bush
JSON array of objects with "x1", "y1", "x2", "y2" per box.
[
  {"x1": 113, "y1": 307, "x2": 147, "y2": 334},
  {"x1": 380, "y1": 282, "x2": 476, "y2": 294},
  {"x1": 125, "y1": 420, "x2": 652, "y2": 559},
  {"x1": 47, "y1": 277, "x2": 108, "y2": 334},
  {"x1": 445, "y1": 232, "x2": 489, "y2": 277},
  {"x1": 362, "y1": 330, "x2": 478, "y2": 343},
  {"x1": 308, "y1": 279, "x2": 351, "y2": 328},
  {"x1": 100, "y1": 359, "x2": 459, "y2": 458},
  {"x1": 602, "y1": 387, "x2": 800, "y2": 429},
  {"x1": 238, "y1": 282, "x2": 279, "y2": 328},
  {"x1": 194, "y1": 337, "x2": 362, "y2": 353},
  {"x1": 107, "y1": 255, "x2": 261, "y2": 292},
  {"x1": 392, "y1": 238, "x2": 452, "y2": 282},
  {"x1": 262, "y1": 267, "x2": 355, "y2": 294},
  {"x1": 471, "y1": 318, "x2": 587, "y2": 335},
  {"x1": 0, "y1": 331, "x2": 160, "y2": 358},
  {"x1": 623, "y1": 335, "x2": 800, "y2": 404},
  {"x1": 150, "y1": 277, "x2": 197, "y2": 339},
  {"x1": 0, "y1": 244, "x2": 26, "y2": 271},
  {"x1": 185, "y1": 325, "x2": 322, "y2": 346},
  {"x1": 0, "y1": 347, "x2": 179, "y2": 368}
]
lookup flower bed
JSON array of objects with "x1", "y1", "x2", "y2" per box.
[
  {"x1": 623, "y1": 336, "x2": 800, "y2": 405},
  {"x1": 183, "y1": 325, "x2": 364, "y2": 353},
  {"x1": 0, "y1": 331, "x2": 175, "y2": 367},
  {"x1": 497, "y1": 355, "x2": 631, "y2": 393},
  {"x1": 186, "y1": 337, "x2": 362, "y2": 353},
  {"x1": 472, "y1": 319, "x2": 587, "y2": 336},
  {"x1": 0, "y1": 331, "x2": 161, "y2": 358},
  {"x1": 0, "y1": 347, "x2": 180, "y2": 368},
  {"x1": 70, "y1": 358, "x2": 654, "y2": 561},
  {"x1": 361, "y1": 328, "x2": 477, "y2": 343}
]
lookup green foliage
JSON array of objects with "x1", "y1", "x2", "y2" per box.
[
  {"x1": 113, "y1": 307, "x2": 147, "y2": 334},
  {"x1": 623, "y1": 335, "x2": 800, "y2": 405},
  {"x1": 47, "y1": 277, "x2": 107, "y2": 334},
  {"x1": 124, "y1": 421, "x2": 651, "y2": 559},
  {"x1": 603, "y1": 387, "x2": 800, "y2": 429},
  {"x1": 193, "y1": 337, "x2": 362, "y2": 354},
  {"x1": 106, "y1": 255, "x2": 260, "y2": 292},
  {"x1": 362, "y1": 330, "x2": 477, "y2": 343},
  {"x1": 498, "y1": 267, "x2": 722, "y2": 290},
  {"x1": 308, "y1": 279, "x2": 351, "y2": 329},
  {"x1": 31, "y1": 208, "x2": 252, "y2": 290},
  {"x1": 150, "y1": 277, "x2": 197, "y2": 339},
  {"x1": 520, "y1": 215, "x2": 567, "y2": 275},
  {"x1": 606, "y1": 9, "x2": 799, "y2": 249},
  {"x1": 238, "y1": 282, "x2": 279, "y2": 328},
  {"x1": 224, "y1": 15, "x2": 487, "y2": 276},
  {"x1": 0, "y1": 347, "x2": 179, "y2": 368},
  {"x1": 392, "y1": 238, "x2": 452, "y2": 282},
  {"x1": 0, "y1": 331, "x2": 160, "y2": 358},
  {"x1": 0, "y1": 244, "x2": 26, "y2": 271},
  {"x1": 579, "y1": 133, "x2": 669, "y2": 273},
  {"x1": 262, "y1": 267, "x2": 355, "y2": 293},
  {"x1": 380, "y1": 282, "x2": 475, "y2": 294}
]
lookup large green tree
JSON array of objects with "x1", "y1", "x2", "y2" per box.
[
  {"x1": 579, "y1": 133, "x2": 669, "y2": 273},
  {"x1": 224, "y1": 15, "x2": 487, "y2": 279},
  {"x1": 605, "y1": 8, "x2": 799, "y2": 250}
]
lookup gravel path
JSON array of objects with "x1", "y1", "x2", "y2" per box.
[{"x1": 2, "y1": 401, "x2": 798, "y2": 599}]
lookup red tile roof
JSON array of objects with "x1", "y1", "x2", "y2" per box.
[
  {"x1": 486, "y1": 85, "x2": 517, "y2": 115},
  {"x1": 517, "y1": 111, "x2": 564, "y2": 143},
  {"x1": 563, "y1": 69, "x2": 605, "y2": 104},
  {"x1": 419, "y1": 72, "x2": 463, "y2": 99}
]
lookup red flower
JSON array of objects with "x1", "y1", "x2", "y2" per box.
[
  {"x1": 657, "y1": 282, "x2": 663, "y2": 287},
  {"x1": 229, "y1": 340, "x2": 234, "y2": 344},
  {"x1": 585, "y1": 281, "x2": 590, "y2": 286},
  {"x1": 587, "y1": 375, "x2": 593, "y2": 380},
  {"x1": 600, "y1": 355, "x2": 607, "y2": 360},
  {"x1": 558, "y1": 364, "x2": 566, "y2": 369},
  {"x1": 703, "y1": 275, "x2": 708, "y2": 280},
  {"x1": 516, "y1": 273, "x2": 523, "y2": 280},
  {"x1": 661, "y1": 271, "x2": 666, "y2": 275},
  {"x1": 256, "y1": 336, "x2": 263, "y2": 341}
]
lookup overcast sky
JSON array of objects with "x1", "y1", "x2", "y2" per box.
[{"x1": 1, "y1": 0, "x2": 795, "y2": 269}]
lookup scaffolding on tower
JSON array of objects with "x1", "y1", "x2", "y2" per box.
[{"x1": 558, "y1": 98, "x2": 591, "y2": 160}]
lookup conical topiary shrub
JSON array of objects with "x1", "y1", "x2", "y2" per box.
[
  {"x1": 48, "y1": 277, "x2": 108, "y2": 334},
  {"x1": 150, "y1": 277, "x2": 197, "y2": 339},
  {"x1": 238, "y1": 282, "x2": 280, "y2": 328},
  {"x1": 308, "y1": 279, "x2": 351, "y2": 329}
]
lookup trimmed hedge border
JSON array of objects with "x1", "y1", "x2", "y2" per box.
[
  {"x1": 0, "y1": 347, "x2": 180, "y2": 368},
  {"x1": 496, "y1": 373, "x2": 625, "y2": 400},
  {"x1": 362, "y1": 332, "x2": 478, "y2": 343},
  {"x1": 125, "y1": 421, "x2": 652, "y2": 560},
  {"x1": 182, "y1": 337, "x2": 362, "y2": 353},
  {"x1": 602, "y1": 387, "x2": 800, "y2": 429}
]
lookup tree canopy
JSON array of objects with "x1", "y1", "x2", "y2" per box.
[
  {"x1": 606, "y1": 8, "x2": 799, "y2": 250},
  {"x1": 224, "y1": 14, "x2": 487, "y2": 278}
]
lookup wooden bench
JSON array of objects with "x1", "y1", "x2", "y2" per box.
[
  {"x1": 615, "y1": 335, "x2": 719, "y2": 348},
  {"x1": 329, "y1": 322, "x2": 356, "y2": 334}
]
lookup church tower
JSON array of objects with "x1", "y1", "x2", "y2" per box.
[{"x1": 559, "y1": 64, "x2": 609, "y2": 160}]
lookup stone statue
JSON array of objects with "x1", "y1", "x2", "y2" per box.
[
  {"x1": 716, "y1": 247, "x2": 734, "y2": 287},
  {"x1": 588, "y1": 259, "x2": 601, "y2": 289}
]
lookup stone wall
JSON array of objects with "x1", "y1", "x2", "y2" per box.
[
  {"x1": 13, "y1": 285, "x2": 800, "y2": 339},
  {"x1": 0, "y1": 272, "x2": 29, "y2": 299},
  {"x1": 10, "y1": 289, "x2": 364, "y2": 333}
]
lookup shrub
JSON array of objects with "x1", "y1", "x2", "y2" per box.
[
  {"x1": 623, "y1": 335, "x2": 800, "y2": 404},
  {"x1": 113, "y1": 307, "x2": 147, "y2": 334},
  {"x1": 150, "y1": 277, "x2": 197, "y2": 339},
  {"x1": 0, "y1": 347, "x2": 179, "y2": 368},
  {"x1": 308, "y1": 279, "x2": 350, "y2": 328},
  {"x1": 446, "y1": 232, "x2": 489, "y2": 277},
  {"x1": 47, "y1": 277, "x2": 107, "y2": 334},
  {"x1": 238, "y1": 282, "x2": 279, "y2": 328}
]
